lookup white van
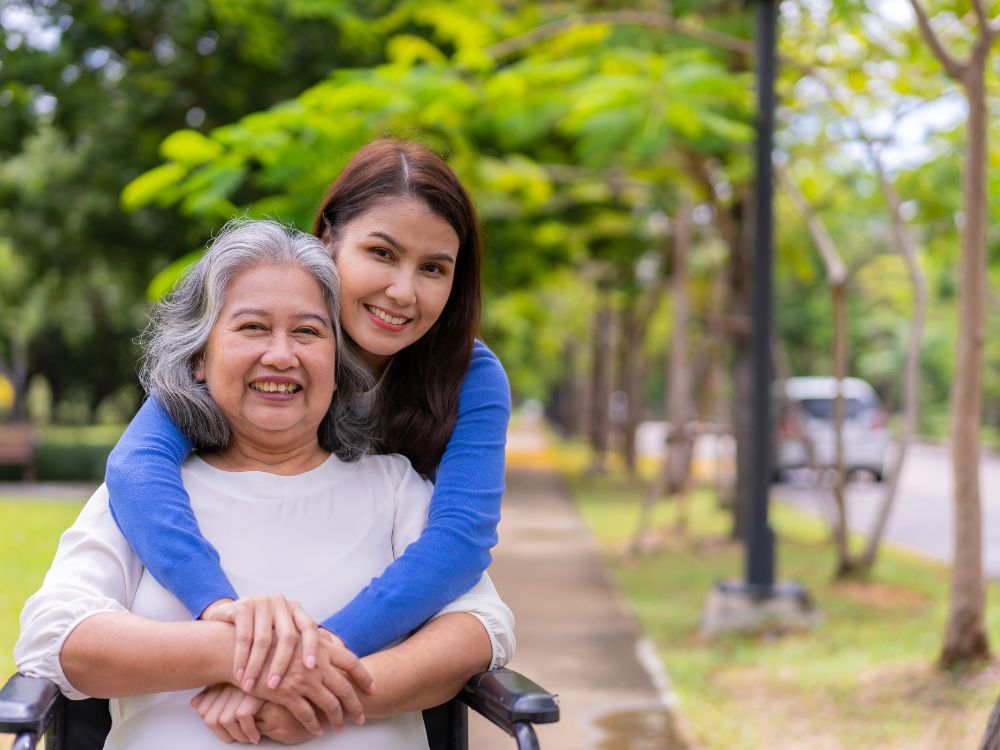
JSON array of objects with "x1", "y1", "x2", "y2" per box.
[{"x1": 773, "y1": 376, "x2": 890, "y2": 482}]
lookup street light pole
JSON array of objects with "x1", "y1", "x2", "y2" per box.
[
  {"x1": 701, "y1": 0, "x2": 817, "y2": 635},
  {"x1": 746, "y1": 0, "x2": 777, "y2": 592}
]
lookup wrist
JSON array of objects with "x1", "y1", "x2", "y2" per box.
[{"x1": 199, "y1": 597, "x2": 235, "y2": 620}]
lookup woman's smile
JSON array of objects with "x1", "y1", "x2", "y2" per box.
[
  {"x1": 248, "y1": 377, "x2": 303, "y2": 396},
  {"x1": 195, "y1": 261, "x2": 336, "y2": 457},
  {"x1": 333, "y1": 197, "x2": 458, "y2": 372}
]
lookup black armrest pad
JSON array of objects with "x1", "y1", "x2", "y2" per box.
[
  {"x1": 0, "y1": 673, "x2": 62, "y2": 735},
  {"x1": 461, "y1": 668, "x2": 559, "y2": 729}
]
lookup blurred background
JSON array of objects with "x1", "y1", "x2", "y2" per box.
[{"x1": 3, "y1": 1, "x2": 1000, "y2": 748}]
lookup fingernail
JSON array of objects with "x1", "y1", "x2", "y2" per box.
[
  {"x1": 243, "y1": 678, "x2": 255, "y2": 692},
  {"x1": 306, "y1": 655, "x2": 316, "y2": 669},
  {"x1": 236, "y1": 668, "x2": 244, "y2": 683},
  {"x1": 268, "y1": 675, "x2": 280, "y2": 689}
]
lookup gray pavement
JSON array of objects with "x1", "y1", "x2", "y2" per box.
[
  {"x1": 470, "y1": 467, "x2": 687, "y2": 750},
  {"x1": 776, "y1": 441, "x2": 1000, "y2": 580}
]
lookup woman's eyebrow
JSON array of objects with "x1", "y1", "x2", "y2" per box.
[
  {"x1": 368, "y1": 231, "x2": 456, "y2": 264},
  {"x1": 296, "y1": 312, "x2": 332, "y2": 327},
  {"x1": 229, "y1": 308, "x2": 330, "y2": 326},
  {"x1": 230, "y1": 307, "x2": 268, "y2": 318}
]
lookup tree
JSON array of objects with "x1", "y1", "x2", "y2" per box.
[
  {"x1": 0, "y1": 0, "x2": 387, "y2": 416},
  {"x1": 907, "y1": 0, "x2": 998, "y2": 666}
]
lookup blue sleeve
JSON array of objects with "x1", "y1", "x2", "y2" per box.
[
  {"x1": 105, "y1": 396, "x2": 238, "y2": 617},
  {"x1": 324, "y1": 340, "x2": 509, "y2": 655}
]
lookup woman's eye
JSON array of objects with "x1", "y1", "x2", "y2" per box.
[
  {"x1": 370, "y1": 246, "x2": 392, "y2": 260},
  {"x1": 295, "y1": 327, "x2": 320, "y2": 336},
  {"x1": 422, "y1": 263, "x2": 446, "y2": 276},
  {"x1": 240, "y1": 323, "x2": 266, "y2": 332}
]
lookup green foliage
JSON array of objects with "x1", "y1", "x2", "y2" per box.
[
  {"x1": 0, "y1": 0, "x2": 395, "y2": 417},
  {"x1": 33, "y1": 424, "x2": 126, "y2": 481},
  {"x1": 104, "y1": 2, "x2": 754, "y2": 402},
  {"x1": 8, "y1": 0, "x2": 993, "y2": 438}
]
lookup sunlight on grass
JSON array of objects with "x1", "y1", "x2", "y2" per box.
[
  {"x1": 0, "y1": 499, "x2": 86, "y2": 680},
  {"x1": 562, "y1": 458, "x2": 999, "y2": 750}
]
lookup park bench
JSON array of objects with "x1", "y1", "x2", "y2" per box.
[{"x1": 0, "y1": 423, "x2": 38, "y2": 481}]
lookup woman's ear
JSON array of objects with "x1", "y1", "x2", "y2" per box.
[
  {"x1": 321, "y1": 226, "x2": 339, "y2": 259},
  {"x1": 194, "y1": 356, "x2": 206, "y2": 383}
]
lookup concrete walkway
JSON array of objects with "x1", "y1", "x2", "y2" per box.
[{"x1": 470, "y1": 466, "x2": 688, "y2": 750}]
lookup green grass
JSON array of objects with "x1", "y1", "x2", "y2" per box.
[
  {"x1": 0, "y1": 498, "x2": 87, "y2": 679},
  {"x1": 562, "y1": 463, "x2": 1000, "y2": 749}
]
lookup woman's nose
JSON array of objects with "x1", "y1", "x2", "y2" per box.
[
  {"x1": 260, "y1": 334, "x2": 298, "y2": 368},
  {"x1": 385, "y1": 273, "x2": 417, "y2": 306}
]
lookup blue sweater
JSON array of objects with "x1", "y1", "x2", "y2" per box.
[{"x1": 105, "y1": 340, "x2": 510, "y2": 656}]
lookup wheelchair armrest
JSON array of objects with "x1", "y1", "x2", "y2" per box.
[
  {"x1": 0, "y1": 673, "x2": 62, "y2": 737},
  {"x1": 460, "y1": 667, "x2": 559, "y2": 734}
]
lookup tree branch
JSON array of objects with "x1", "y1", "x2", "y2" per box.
[
  {"x1": 485, "y1": 11, "x2": 754, "y2": 60},
  {"x1": 907, "y1": 0, "x2": 968, "y2": 80},
  {"x1": 775, "y1": 164, "x2": 848, "y2": 287},
  {"x1": 485, "y1": 9, "x2": 827, "y2": 78},
  {"x1": 971, "y1": 0, "x2": 992, "y2": 42}
]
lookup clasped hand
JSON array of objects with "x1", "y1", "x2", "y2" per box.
[{"x1": 196, "y1": 595, "x2": 374, "y2": 743}]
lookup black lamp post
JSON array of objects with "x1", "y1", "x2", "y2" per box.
[
  {"x1": 746, "y1": 0, "x2": 778, "y2": 592},
  {"x1": 704, "y1": 0, "x2": 815, "y2": 634}
]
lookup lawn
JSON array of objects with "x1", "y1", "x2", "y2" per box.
[
  {"x1": 559, "y1": 455, "x2": 1000, "y2": 749},
  {"x1": 0, "y1": 497, "x2": 87, "y2": 681}
]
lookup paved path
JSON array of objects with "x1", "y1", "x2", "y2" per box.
[{"x1": 470, "y1": 466, "x2": 687, "y2": 750}]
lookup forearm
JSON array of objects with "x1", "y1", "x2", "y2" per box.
[
  {"x1": 326, "y1": 344, "x2": 509, "y2": 654},
  {"x1": 358, "y1": 613, "x2": 492, "y2": 719},
  {"x1": 60, "y1": 612, "x2": 235, "y2": 698},
  {"x1": 106, "y1": 397, "x2": 236, "y2": 618}
]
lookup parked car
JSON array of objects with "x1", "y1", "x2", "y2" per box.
[{"x1": 773, "y1": 376, "x2": 890, "y2": 482}]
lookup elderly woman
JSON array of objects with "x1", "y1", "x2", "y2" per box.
[{"x1": 14, "y1": 220, "x2": 514, "y2": 749}]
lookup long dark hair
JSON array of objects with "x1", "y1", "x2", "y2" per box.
[{"x1": 313, "y1": 139, "x2": 482, "y2": 475}]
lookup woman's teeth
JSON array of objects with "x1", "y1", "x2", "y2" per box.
[
  {"x1": 366, "y1": 305, "x2": 407, "y2": 325},
  {"x1": 250, "y1": 381, "x2": 301, "y2": 394}
]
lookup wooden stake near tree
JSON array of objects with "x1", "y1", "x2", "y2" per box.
[
  {"x1": 858, "y1": 142, "x2": 928, "y2": 571},
  {"x1": 632, "y1": 203, "x2": 696, "y2": 552},
  {"x1": 907, "y1": 0, "x2": 997, "y2": 665},
  {"x1": 777, "y1": 165, "x2": 854, "y2": 575},
  {"x1": 778, "y1": 152, "x2": 931, "y2": 578}
]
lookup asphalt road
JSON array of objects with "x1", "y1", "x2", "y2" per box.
[{"x1": 775, "y1": 442, "x2": 1000, "y2": 581}]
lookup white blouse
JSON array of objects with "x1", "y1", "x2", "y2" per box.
[{"x1": 15, "y1": 452, "x2": 514, "y2": 750}]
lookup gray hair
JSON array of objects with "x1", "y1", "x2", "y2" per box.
[{"x1": 140, "y1": 219, "x2": 375, "y2": 461}]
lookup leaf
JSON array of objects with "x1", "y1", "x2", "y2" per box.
[
  {"x1": 146, "y1": 249, "x2": 204, "y2": 301},
  {"x1": 120, "y1": 163, "x2": 189, "y2": 211},
  {"x1": 386, "y1": 34, "x2": 448, "y2": 66},
  {"x1": 160, "y1": 130, "x2": 226, "y2": 166}
]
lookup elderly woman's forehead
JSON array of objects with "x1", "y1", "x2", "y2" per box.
[{"x1": 219, "y1": 262, "x2": 332, "y2": 311}]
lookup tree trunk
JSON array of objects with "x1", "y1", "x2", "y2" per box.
[
  {"x1": 665, "y1": 204, "x2": 695, "y2": 530},
  {"x1": 9, "y1": 337, "x2": 29, "y2": 421},
  {"x1": 618, "y1": 306, "x2": 644, "y2": 475},
  {"x1": 587, "y1": 295, "x2": 614, "y2": 475},
  {"x1": 978, "y1": 692, "x2": 1000, "y2": 750},
  {"x1": 631, "y1": 204, "x2": 695, "y2": 550},
  {"x1": 860, "y1": 153, "x2": 928, "y2": 570},
  {"x1": 830, "y1": 283, "x2": 852, "y2": 575},
  {"x1": 941, "y1": 64, "x2": 990, "y2": 665}
]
